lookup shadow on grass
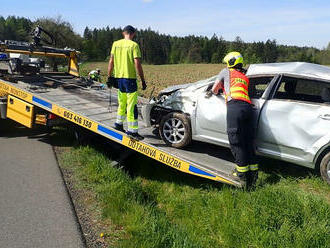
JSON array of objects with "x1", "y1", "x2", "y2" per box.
[
  {"x1": 2, "y1": 120, "x2": 316, "y2": 189},
  {"x1": 258, "y1": 157, "x2": 316, "y2": 186},
  {"x1": 50, "y1": 126, "x2": 228, "y2": 191},
  {"x1": 53, "y1": 126, "x2": 319, "y2": 190},
  {"x1": 126, "y1": 152, "x2": 228, "y2": 191}
]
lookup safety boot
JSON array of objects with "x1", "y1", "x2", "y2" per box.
[
  {"x1": 126, "y1": 131, "x2": 144, "y2": 141},
  {"x1": 232, "y1": 166, "x2": 249, "y2": 189},
  {"x1": 247, "y1": 164, "x2": 259, "y2": 190},
  {"x1": 250, "y1": 171, "x2": 258, "y2": 186},
  {"x1": 114, "y1": 123, "x2": 125, "y2": 133}
]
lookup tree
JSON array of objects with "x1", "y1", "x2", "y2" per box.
[
  {"x1": 1, "y1": 15, "x2": 330, "y2": 66},
  {"x1": 0, "y1": 16, "x2": 32, "y2": 41},
  {"x1": 83, "y1": 27, "x2": 92, "y2": 40},
  {"x1": 35, "y1": 16, "x2": 83, "y2": 70},
  {"x1": 264, "y1": 39, "x2": 278, "y2": 63},
  {"x1": 35, "y1": 16, "x2": 82, "y2": 49},
  {"x1": 187, "y1": 45, "x2": 202, "y2": 63},
  {"x1": 230, "y1": 36, "x2": 245, "y2": 53}
]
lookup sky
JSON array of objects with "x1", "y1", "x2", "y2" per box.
[{"x1": 1, "y1": 0, "x2": 330, "y2": 49}]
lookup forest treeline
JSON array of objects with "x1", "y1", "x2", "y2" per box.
[{"x1": 1, "y1": 15, "x2": 330, "y2": 65}]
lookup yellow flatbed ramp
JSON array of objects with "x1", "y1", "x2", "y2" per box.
[{"x1": 0, "y1": 73, "x2": 241, "y2": 187}]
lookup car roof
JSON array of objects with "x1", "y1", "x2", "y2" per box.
[{"x1": 246, "y1": 62, "x2": 330, "y2": 82}]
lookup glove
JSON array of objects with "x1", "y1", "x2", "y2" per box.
[
  {"x1": 107, "y1": 77, "x2": 118, "y2": 89},
  {"x1": 106, "y1": 77, "x2": 113, "y2": 87},
  {"x1": 205, "y1": 90, "x2": 213, "y2": 98},
  {"x1": 142, "y1": 80, "x2": 147, "y2": 90}
]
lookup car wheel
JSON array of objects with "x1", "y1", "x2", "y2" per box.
[
  {"x1": 159, "y1": 112, "x2": 192, "y2": 148},
  {"x1": 320, "y1": 151, "x2": 330, "y2": 185}
]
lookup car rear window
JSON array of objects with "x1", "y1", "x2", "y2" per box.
[{"x1": 274, "y1": 76, "x2": 330, "y2": 104}]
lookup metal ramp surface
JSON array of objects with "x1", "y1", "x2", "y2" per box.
[{"x1": 0, "y1": 74, "x2": 240, "y2": 187}]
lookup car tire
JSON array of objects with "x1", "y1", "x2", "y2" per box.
[
  {"x1": 320, "y1": 151, "x2": 330, "y2": 185},
  {"x1": 159, "y1": 112, "x2": 192, "y2": 148}
]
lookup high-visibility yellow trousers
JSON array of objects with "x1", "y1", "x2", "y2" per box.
[{"x1": 116, "y1": 90, "x2": 138, "y2": 133}]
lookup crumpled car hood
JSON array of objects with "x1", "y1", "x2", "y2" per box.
[{"x1": 158, "y1": 76, "x2": 217, "y2": 115}]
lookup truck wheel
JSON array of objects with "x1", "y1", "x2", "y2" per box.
[
  {"x1": 72, "y1": 126, "x2": 91, "y2": 145},
  {"x1": 159, "y1": 112, "x2": 192, "y2": 148},
  {"x1": 320, "y1": 152, "x2": 330, "y2": 185}
]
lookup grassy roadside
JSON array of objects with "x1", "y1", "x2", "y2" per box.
[
  {"x1": 60, "y1": 63, "x2": 330, "y2": 247},
  {"x1": 52, "y1": 128, "x2": 330, "y2": 248}
]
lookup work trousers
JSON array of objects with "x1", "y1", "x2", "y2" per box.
[
  {"x1": 115, "y1": 78, "x2": 139, "y2": 133},
  {"x1": 227, "y1": 100, "x2": 257, "y2": 171}
]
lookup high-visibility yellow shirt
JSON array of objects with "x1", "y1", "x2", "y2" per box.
[{"x1": 110, "y1": 39, "x2": 141, "y2": 79}]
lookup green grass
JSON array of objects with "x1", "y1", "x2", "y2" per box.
[
  {"x1": 62, "y1": 62, "x2": 330, "y2": 247},
  {"x1": 54, "y1": 128, "x2": 330, "y2": 248}
]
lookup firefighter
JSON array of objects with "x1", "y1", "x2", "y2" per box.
[
  {"x1": 88, "y1": 68, "x2": 101, "y2": 82},
  {"x1": 107, "y1": 25, "x2": 147, "y2": 141},
  {"x1": 210, "y1": 52, "x2": 258, "y2": 188}
]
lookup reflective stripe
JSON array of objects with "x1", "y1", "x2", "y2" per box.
[
  {"x1": 117, "y1": 115, "x2": 125, "y2": 120},
  {"x1": 231, "y1": 87, "x2": 248, "y2": 95},
  {"x1": 236, "y1": 165, "x2": 249, "y2": 173},
  {"x1": 231, "y1": 92, "x2": 251, "y2": 101},
  {"x1": 233, "y1": 78, "x2": 248, "y2": 86},
  {"x1": 116, "y1": 115, "x2": 125, "y2": 124},
  {"x1": 116, "y1": 120, "x2": 124, "y2": 124},
  {"x1": 228, "y1": 69, "x2": 251, "y2": 104},
  {"x1": 231, "y1": 82, "x2": 248, "y2": 90},
  {"x1": 128, "y1": 127, "x2": 138, "y2": 133},
  {"x1": 249, "y1": 164, "x2": 259, "y2": 171},
  {"x1": 128, "y1": 121, "x2": 138, "y2": 127},
  {"x1": 128, "y1": 126, "x2": 138, "y2": 130},
  {"x1": 231, "y1": 96, "x2": 252, "y2": 103},
  {"x1": 128, "y1": 121, "x2": 138, "y2": 131}
]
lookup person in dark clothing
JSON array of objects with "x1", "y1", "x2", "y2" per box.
[{"x1": 211, "y1": 52, "x2": 258, "y2": 188}]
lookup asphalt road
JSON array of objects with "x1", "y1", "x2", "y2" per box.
[{"x1": 0, "y1": 120, "x2": 85, "y2": 248}]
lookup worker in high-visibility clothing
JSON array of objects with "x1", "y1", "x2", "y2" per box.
[
  {"x1": 88, "y1": 68, "x2": 101, "y2": 82},
  {"x1": 107, "y1": 25, "x2": 147, "y2": 141},
  {"x1": 210, "y1": 52, "x2": 258, "y2": 188}
]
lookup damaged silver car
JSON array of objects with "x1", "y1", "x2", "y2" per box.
[{"x1": 142, "y1": 62, "x2": 330, "y2": 184}]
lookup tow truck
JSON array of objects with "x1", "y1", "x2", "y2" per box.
[{"x1": 0, "y1": 27, "x2": 241, "y2": 187}]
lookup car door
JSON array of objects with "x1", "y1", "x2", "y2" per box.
[
  {"x1": 248, "y1": 75, "x2": 279, "y2": 124},
  {"x1": 194, "y1": 76, "x2": 275, "y2": 146},
  {"x1": 256, "y1": 76, "x2": 330, "y2": 166},
  {"x1": 194, "y1": 86, "x2": 228, "y2": 145}
]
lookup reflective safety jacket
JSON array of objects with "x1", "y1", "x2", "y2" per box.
[
  {"x1": 89, "y1": 70, "x2": 100, "y2": 79},
  {"x1": 225, "y1": 69, "x2": 251, "y2": 104}
]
